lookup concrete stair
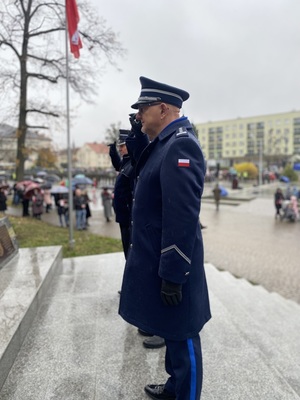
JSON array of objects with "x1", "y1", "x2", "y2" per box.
[
  {"x1": 0, "y1": 246, "x2": 62, "y2": 390},
  {"x1": 203, "y1": 264, "x2": 300, "y2": 399},
  {"x1": 0, "y1": 253, "x2": 299, "y2": 399}
]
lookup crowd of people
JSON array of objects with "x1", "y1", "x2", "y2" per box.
[{"x1": 0, "y1": 178, "x2": 96, "y2": 230}]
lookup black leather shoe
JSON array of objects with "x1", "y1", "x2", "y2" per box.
[
  {"x1": 144, "y1": 384, "x2": 175, "y2": 400},
  {"x1": 137, "y1": 328, "x2": 153, "y2": 337},
  {"x1": 143, "y1": 336, "x2": 165, "y2": 349}
]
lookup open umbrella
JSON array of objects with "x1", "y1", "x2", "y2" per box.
[
  {"x1": 33, "y1": 177, "x2": 44, "y2": 184},
  {"x1": 36, "y1": 171, "x2": 47, "y2": 177},
  {"x1": 280, "y1": 176, "x2": 290, "y2": 183},
  {"x1": 0, "y1": 183, "x2": 10, "y2": 190},
  {"x1": 50, "y1": 185, "x2": 69, "y2": 194},
  {"x1": 219, "y1": 185, "x2": 228, "y2": 197},
  {"x1": 15, "y1": 180, "x2": 34, "y2": 191},
  {"x1": 24, "y1": 182, "x2": 41, "y2": 195},
  {"x1": 72, "y1": 176, "x2": 93, "y2": 186},
  {"x1": 41, "y1": 182, "x2": 52, "y2": 189}
]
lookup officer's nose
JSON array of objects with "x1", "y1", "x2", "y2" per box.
[{"x1": 136, "y1": 112, "x2": 142, "y2": 121}]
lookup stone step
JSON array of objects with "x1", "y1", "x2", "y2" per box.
[
  {"x1": 0, "y1": 254, "x2": 299, "y2": 399},
  {"x1": 205, "y1": 264, "x2": 300, "y2": 395},
  {"x1": 0, "y1": 246, "x2": 62, "y2": 390},
  {"x1": 202, "y1": 292, "x2": 300, "y2": 399}
]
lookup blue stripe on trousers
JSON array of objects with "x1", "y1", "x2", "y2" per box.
[{"x1": 187, "y1": 338, "x2": 197, "y2": 400}]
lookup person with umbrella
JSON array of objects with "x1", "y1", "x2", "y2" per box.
[
  {"x1": 31, "y1": 188, "x2": 44, "y2": 219},
  {"x1": 42, "y1": 185, "x2": 52, "y2": 213}
]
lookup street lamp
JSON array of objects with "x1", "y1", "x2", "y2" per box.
[{"x1": 258, "y1": 139, "x2": 263, "y2": 186}]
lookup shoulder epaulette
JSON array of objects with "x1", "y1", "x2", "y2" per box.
[{"x1": 175, "y1": 127, "x2": 189, "y2": 138}]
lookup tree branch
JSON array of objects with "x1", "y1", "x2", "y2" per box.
[{"x1": 26, "y1": 109, "x2": 60, "y2": 118}]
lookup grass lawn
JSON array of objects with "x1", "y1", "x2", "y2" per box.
[{"x1": 8, "y1": 215, "x2": 123, "y2": 258}]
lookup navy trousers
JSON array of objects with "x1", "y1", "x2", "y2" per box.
[{"x1": 164, "y1": 334, "x2": 202, "y2": 400}]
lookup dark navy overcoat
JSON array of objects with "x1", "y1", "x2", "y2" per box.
[
  {"x1": 119, "y1": 117, "x2": 211, "y2": 341},
  {"x1": 110, "y1": 153, "x2": 134, "y2": 225}
]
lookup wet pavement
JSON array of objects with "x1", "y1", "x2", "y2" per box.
[{"x1": 7, "y1": 182, "x2": 300, "y2": 304}]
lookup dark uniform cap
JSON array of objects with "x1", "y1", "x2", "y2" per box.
[
  {"x1": 131, "y1": 76, "x2": 190, "y2": 110},
  {"x1": 118, "y1": 129, "x2": 131, "y2": 145}
]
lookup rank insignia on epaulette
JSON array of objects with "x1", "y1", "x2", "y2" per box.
[
  {"x1": 176, "y1": 127, "x2": 188, "y2": 137},
  {"x1": 178, "y1": 159, "x2": 190, "y2": 167}
]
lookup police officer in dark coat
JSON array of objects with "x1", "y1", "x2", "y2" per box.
[
  {"x1": 108, "y1": 130, "x2": 134, "y2": 259},
  {"x1": 119, "y1": 77, "x2": 211, "y2": 400}
]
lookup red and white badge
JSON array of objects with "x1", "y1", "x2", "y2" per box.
[{"x1": 178, "y1": 159, "x2": 190, "y2": 167}]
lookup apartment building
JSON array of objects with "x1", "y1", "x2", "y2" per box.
[
  {"x1": 0, "y1": 123, "x2": 52, "y2": 169},
  {"x1": 196, "y1": 110, "x2": 300, "y2": 166},
  {"x1": 75, "y1": 142, "x2": 111, "y2": 170}
]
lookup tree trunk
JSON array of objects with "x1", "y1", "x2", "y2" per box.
[
  {"x1": 15, "y1": 2, "x2": 31, "y2": 182},
  {"x1": 16, "y1": 77, "x2": 27, "y2": 181}
]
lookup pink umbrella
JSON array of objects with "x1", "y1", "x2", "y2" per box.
[
  {"x1": 24, "y1": 182, "x2": 41, "y2": 196},
  {"x1": 15, "y1": 180, "x2": 33, "y2": 191}
]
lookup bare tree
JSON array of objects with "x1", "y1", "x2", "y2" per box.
[
  {"x1": 105, "y1": 122, "x2": 122, "y2": 144},
  {"x1": 0, "y1": 0, "x2": 125, "y2": 180}
]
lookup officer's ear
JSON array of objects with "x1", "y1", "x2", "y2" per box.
[{"x1": 160, "y1": 103, "x2": 168, "y2": 115}]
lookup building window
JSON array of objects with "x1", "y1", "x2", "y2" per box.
[
  {"x1": 239, "y1": 132, "x2": 244, "y2": 138},
  {"x1": 276, "y1": 119, "x2": 281, "y2": 125},
  {"x1": 239, "y1": 124, "x2": 243, "y2": 129},
  {"x1": 285, "y1": 119, "x2": 290, "y2": 124}
]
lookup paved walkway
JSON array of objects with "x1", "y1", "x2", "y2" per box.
[{"x1": 7, "y1": 182, "x2": 300, "y2": 303}]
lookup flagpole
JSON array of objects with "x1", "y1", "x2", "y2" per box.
[{"x1": 65, "y1": 1, "x2": 75, "y2": 248}]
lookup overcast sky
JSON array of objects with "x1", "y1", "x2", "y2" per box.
[{"x1": 59, "y1": 0, "x2": 300, "y2": 147}]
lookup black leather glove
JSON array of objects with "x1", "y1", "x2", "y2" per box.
[
  {"x1": 161, "y1": 279, "x2": 182, "y2": 306},
  {"x1": 108, "y1": 141, "x2": 117, "y2": 157},
  {"x1": 129, "y1": 113, "x2": 143, "y2": 136}
]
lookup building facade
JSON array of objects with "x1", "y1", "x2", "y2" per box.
[
  {"x1": 196, "y1": 110, "x2": 300, "y2": 166},
  {"x1": 0, "y1": 124, "x2": 52, "y2": 169},
  {"x1": 75, "y1": 142, "x2": 111, "y2": 170}
]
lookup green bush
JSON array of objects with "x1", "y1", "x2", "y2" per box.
[{"x1": 282, "y1": 165, "x2": 299, "y2": 182}]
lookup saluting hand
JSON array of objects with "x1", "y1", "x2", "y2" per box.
[
  {"x1": 129, "y1": 113, "x2": 143, "y2": 136},
  {"x1": 161, "y1": 279, "x2": 182, "y2": 306},
  {"x1": 108, "y1": 141, "x2": 117, "y2": 157}
]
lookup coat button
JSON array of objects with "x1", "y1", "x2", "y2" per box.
[{"x1": 130, "y1": 244, "x2": 133, "y2": 248}]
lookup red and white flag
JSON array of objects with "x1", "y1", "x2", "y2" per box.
[
  {"x1": 66, "y1": 0, "x2": 83, "y2": 58},
  {"x1": 178, "y1": 159, "x2": 190, "y2": 168}
]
